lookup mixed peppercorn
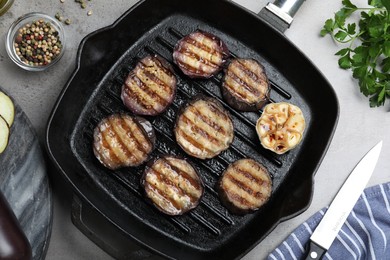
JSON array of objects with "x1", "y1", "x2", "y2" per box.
[{"x1": 14, "y1": 19, "x2": 62, "y2": 67}]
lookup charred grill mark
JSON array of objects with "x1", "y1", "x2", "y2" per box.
[
  {"x1": 161, "y1": 158, "x2": 202, "y2": 191},
  {"x1": 125, "y1": 76, "x2": 159, "y2": 112},
  {"x1": 206, "y1": 101, "x2": 231, "y2": 122},
  {"x1": 224, "y1": 186, "x2": 251, "y2": 208},
  {"x1": 119, "y1": 116, "x2": 150, "y2": 155},
  {"x1": 108, "y1": 116, "x2": 140, "y2": 163},
  {"x1": 175, "y1": 52, "x2": 217, "y2": 73},
  {"x1": 122, "y1": 55, "x2": 176, "y2": 116},
  {"x1": 188, "y1": 105, "x2": 228, "y2": 136},
  {"x1": 158, "y1": 161, "x2": 202, "y2": 202},
  {"x1": 180, "y1": 116, "x2": 222, "y2": 146},
  {"x1": 218, "y1": 159, "x2": 272, "y2": 214},
  {"x1": 187, "y1": 34, "x2": 215, "y2": 52},
  {"x1": 144, "y1": 175, "x2": 183, "y2": 212},
  {"x1": 133, "y1": 72, "x2": 167, "y2": 107},
  {"x1": 126, "y1": 117, "x2": 153, "y2": 154},
  {"x1": 94, "y1": 129, "x2": 121, "y2": 168},
  {"x1": 229, "y1": 62, "x2": 266, "y2": 95},
  {"x1": 224, "y1": 71, "x2": 260, "y2": 99},
  {"x1": 173, "y1": 31, "x2": 229, "y2": 78},
  {"x1": 231, "y1": 164, "x2": 264, "y2": 186},
  {"x1": 180, "y1": 39, "x2": 222, "y2": 67},
  {"x1": 100, "y1": 122, "x2": 130, "y2": 165},
  {"x1": 149, "y1": 166, "x2": 185, "y2": 197},
  {"x1": 142, "y1": 156, "x2": 203, "y2": 216},
  {"x1": 138, "y1": 70, "x2": 171, "y2": 106},
  {"x1": 235, "y1": 60, "x2": 265, "y2": 83},
  {"x1": 188, "y1": 32, "x2": 225, "y2": 56},
  {"x1": 175, "y1": 127, "x2": 215, "y2": 155},
  {"x1": 149, "y1": 56, "x2": 175, "y2": 78},
  {"x1": 138, "y1": 59, "x2": 175, "y2": 93},
  {"x1": 225, "y1": 174, "x2": 257, "y2": 198}
]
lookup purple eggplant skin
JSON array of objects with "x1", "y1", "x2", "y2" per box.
[
  {"x1": 0, "y1": 190, "x2": 32, "y2": 260},
  {"x1": 173, "y1": 30, "x2": 230, "y2": 79},
  {"x1": 221, "y1": 58, "x2": 270, "y2": 112},
  {"x1": 134, "y1": 116, "x2": 156, "y2": 148}
]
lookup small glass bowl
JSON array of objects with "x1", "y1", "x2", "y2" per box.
[
  {"x1": 0, "y1": 0, "x2": 14, "y2": 16},
  {"x1": 5, "y1": 12, "x2": 65, "y2": 71}
]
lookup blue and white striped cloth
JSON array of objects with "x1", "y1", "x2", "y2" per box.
[{"x1": 268, "y1": 182, "x2": 390, "y2": 260}]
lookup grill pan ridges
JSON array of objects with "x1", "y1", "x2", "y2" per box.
[
  {"x1": 73, "y1": 22, "x2": 305, "y2": 248},
  {"x1": 46, "y1": 1, "x2": 339, "y2": 259}
]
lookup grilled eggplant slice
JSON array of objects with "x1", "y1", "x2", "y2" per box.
[
  {"x1": 141, "y1": 156, "x2": 204, "y2": 216},
  {"x1": 173, "y1": 30, "x2": 229, "y2": 78},
  {"x1": 222, "y1": 58, "x2": 270, "y2": 111},
  {"x1": 175, "y1": 96, "x2": 234, "y2": 159},
  {"x1": 218, "y1": 158, "x2": 272, "y2": 215},
  {"x1": 93, "y1": 114, "x2": 155, "y2": 170},
  {"x1": 256, "y1": 102, "x2": 305, "y2": 154},
  {"x1": 121, "y1": 55, "x2": 177, "y2": 116}
]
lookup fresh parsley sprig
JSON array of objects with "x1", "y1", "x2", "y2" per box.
[{"x1": 321, "y1": 0, "x2": 390, "y2": 107}]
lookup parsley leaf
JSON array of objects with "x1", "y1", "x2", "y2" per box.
[{"x1": 321, "y1": 0, "x2": 390, "y2": 107}]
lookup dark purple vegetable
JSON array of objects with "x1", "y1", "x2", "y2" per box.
[
  {"x1": 93, "y1": 114, "x2": 156, "y2": 170},
  {"x1": 173, "y1": 30, "x2": 229, "y2": 78},
  {"x1": 141, "y1": 155, "x2": 204, "y2": 216},
  {"x1": 174, "y1": 96, "x2": 234, "y2": 159},
  {"x1": 222, "y1": 58, "x2": 270, "y2": 111},
  {"x1": 121, "y1": 55, "x2": 177, "y2": 116},
  {"x1": 0, "y1": 190, "x2": 32, "y2": 260},
  {"x1": 217, "y1": 158, "x2": 272, "y2": 215}
]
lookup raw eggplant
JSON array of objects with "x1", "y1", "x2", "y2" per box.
[{"x1": 0, "y1": 190, "x2": 32, "y2": 260}]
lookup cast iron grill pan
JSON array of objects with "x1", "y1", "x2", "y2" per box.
[{"x1": 46, "y1": 1, "x2": 339, "y2": 259}]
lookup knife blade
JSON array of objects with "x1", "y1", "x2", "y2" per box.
[{"x1": 303, "y1": 140, "x2": 383, "y2": 260}]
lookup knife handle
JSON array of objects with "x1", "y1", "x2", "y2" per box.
[{"x1": 303, "y1": 241, "x2": 326, "y2": 260}]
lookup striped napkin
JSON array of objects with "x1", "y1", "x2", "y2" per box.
[{"x1": 268, "y1": 182, "x2": 390, "y2": 260}]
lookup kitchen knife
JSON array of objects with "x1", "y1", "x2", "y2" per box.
[{"x1": 303, "y1": 140, "x2": 383, "y2": 260}]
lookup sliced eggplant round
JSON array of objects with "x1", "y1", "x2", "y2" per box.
[
  {"x1": 0, "y1": 115, "x2": 10, "y2": 154},
  {"x1": 217, "y1": 158, "x2": 272, "y2": 215},
  {"x1": 222, "y1": 58, "x2": 270, "y2": 111},
  {"x1": 174, "y1": 96, "x2": 234, "y2": 159},
  {"x1": 256, "y1": 102, "x2": 305, "y2": 154},
  {"x1": 173, "y1": 30, "x2": 229, "y2": 78},
  {"x1": 121, "y1": 55, "x2": 177, "y2": 116},
  {"x1": 0, "y1": 91, "x2": 15, "y2": 127},
  {"x1": 141, "y1": 155, "x2": 204, "y2": 216},
  {"x1": 93, "y1": 114, "x2": 156, "y2": 170}
]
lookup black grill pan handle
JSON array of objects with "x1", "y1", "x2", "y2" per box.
[
  {"x1": 71, "y1": 195, "x2": 162, "y2": 260},
  {"x1": 258, "y1": 0, "x2": 306, "y2": 33}
]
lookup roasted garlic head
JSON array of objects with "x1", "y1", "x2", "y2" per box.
[{"x1": 256, "y1": 102, "x2": 305, "y2": 154}]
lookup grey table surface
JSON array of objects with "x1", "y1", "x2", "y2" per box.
[{"x1": 0, "y1": 0, "x2": 389, "y2": 259}]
